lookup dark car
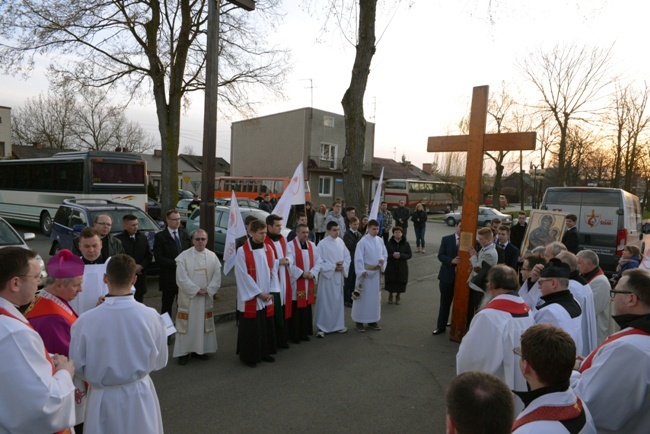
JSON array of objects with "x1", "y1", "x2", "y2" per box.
[
  {"x1": 0, "y1": 216, "x2": 47, "y2": 281},
  {"x1": 147, "y1": 197, "x2": 162, "y2": 220},
  {"x1": 49, "y1": 199, "x2": 162, "y2": 260}
]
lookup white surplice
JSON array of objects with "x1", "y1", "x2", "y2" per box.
[
  {"x1": 572, "y1": 328, "x2": 650, "y2": 434},
  {"x1": 235, "y1": 243, "x2": 279, "y2": 311},
  {"x1": 69, "y1": 296, "x2": 168, "y2": 434},
  {"x1": 534, "y1": 302, "x2": 584, "y2": 357},
  {"x1": 513, "y1": 387, "x2": 596, "y2": 434},
  {"x1": 314, "y1": 235, "x2": 350, "y2": 332},
  {"x1": 287, "y1": 239, "x2": 320, "y2": 298},
  {"x1": 568, "y1": 279, "x2": 598, "y2": 356},
  {"x1": 587, "y1": 274, "x2": 612, "y2": 344},
  {"x1": 456, "y1": 294, "x2": 535, "y2": 413},
  {"x1": 267, "y1": 237, "x2": 293, "y2": 305},
  {"x1": 174, "y1": 247, "x2": 222, "y2": 357},
  {"x1": 352, "y1": 234, "x2": 387, "y2": 324},
  {"x1": 0, "y1": 298, "x2": 76, "y2": 434}
]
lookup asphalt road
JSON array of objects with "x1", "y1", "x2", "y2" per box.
[{"x1": 19, "y1": 219, "x2": 461, "y2": 434}]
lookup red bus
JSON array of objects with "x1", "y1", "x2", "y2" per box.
[
  {"x1": 215, "y1": 176, "x2": 311, "y2": 202},
  {"x1": 383, "y1": 179, "x2": 461, "y2": 213}
]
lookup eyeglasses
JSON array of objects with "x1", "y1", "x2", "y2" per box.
[
  {"x1": 537, "y1": 278, "x2": 552, "y2": 284},
  {"x1": 610, "y1": 289, "x2": 634, "y2": 299},
  {"x1": 513, "y1": 346, "x2": 523, "y2": 358}
]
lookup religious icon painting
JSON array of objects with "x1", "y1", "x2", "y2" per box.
[{"x1": 520, "y1": 210, "x2": 567, "y2": 256}]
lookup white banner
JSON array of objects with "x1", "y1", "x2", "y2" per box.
[
  {"x1": 223, "y1": 191, "x2": 247, "y2": 275},
  {"x1": 271, "y1": 161, "x2": 306, "y2": 224},
  {"x1": 369, "y1": 167, "x2": 384, "y2": 221}
]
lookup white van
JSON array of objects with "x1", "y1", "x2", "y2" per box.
[{"x1": 540, "y1": 187, "x2": 647, "y2": 275}]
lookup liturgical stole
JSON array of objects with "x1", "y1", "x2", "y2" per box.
[
  {"x1": 243, "y1": 241, "x2": 275, "y2": 319},
  {"x1": 579, "y1": 327, "x2": 650, "y2": 372},
  {"x1": 264, "y1": 236, "x2": 293, "y2": 319},
  {"x1": 292, "y1": 238, "x2": 315, "y2": 307}
]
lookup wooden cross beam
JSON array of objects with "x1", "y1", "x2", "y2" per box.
[{"x1": 427, "y1": 85, "x2": 536, "y2": 342}]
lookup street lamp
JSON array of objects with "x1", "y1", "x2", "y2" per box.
[{"x1": 529, "y1": 164, "x2": 545, "y2": 209}]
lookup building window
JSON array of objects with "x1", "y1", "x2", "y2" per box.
[
  {"x1": 320, "y1": 143, "x2": 337, "y2": 169},
  {"x1": 319, "y1": 176, "x2": 333, "y2": 197},
  {"x1": 323, "y1": 116, "x2": 334, "y2": 128}
]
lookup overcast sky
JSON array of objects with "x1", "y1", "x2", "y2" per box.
[{"x1": 3, "y1": 0, "x2": 648, "y2": 170}]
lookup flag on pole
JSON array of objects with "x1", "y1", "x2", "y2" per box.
[
  {"x1": 271, "y1": 161, "x2": 306, "y2": 224},
  {"x1": 223, "y1": 191, "x2": 246, "y2": 275},
  {"x1": 369, "y1": 167, "x2": 384, "y2": 221}
]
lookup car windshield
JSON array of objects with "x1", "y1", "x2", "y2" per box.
[
  {"x1": 89, "y1": 210, "x2": 160, "y2": 232},
  {"x1": 190, "y1": 208, "x2": 269, "y2": 224},
  {"x1": 0, "y1": 219, "x2": 24, "y2": 246}
]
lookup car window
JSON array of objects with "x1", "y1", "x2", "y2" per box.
[
  {"x1": 216, "y1": 211, "x2": 227, "y2": 229},
  {"x1": 89, "y1": 209, "x2": 159, "y2": 232},
  {"x1": 69, "y1": 210, "x2": 87, "y2": 228},
  {"x1": 0, "y1": 219, "x2": 23, "y2": 246},
  {"x1": 54, "y1": 206, "x2": 73, "y2": 226}
]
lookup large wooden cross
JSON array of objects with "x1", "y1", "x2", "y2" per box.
[{"x1": 427, "y1": 85, "x2": 536, "y2": 342}]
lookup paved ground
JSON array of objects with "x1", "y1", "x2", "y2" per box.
[
  {"x1": 21, "y1": 219, "x2": 462, "y2": 433},
  {"x1": 144, "y1": 221, "x2": 459, "y2": 434}
]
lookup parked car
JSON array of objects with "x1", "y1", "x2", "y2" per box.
[
  {"x1": 49, "y1": 199, "x2": 162, "y2": 259},
  {"x1": 179, "y1": 189, "x2": 195, "y2": 200},
  {"x1": 445, "y1": 207, "x2": 512, "y2": 227},
  {"x1": 147, "y1": 197, "x2": 162, "y2": 220},
  {"x1": 484, "y1": 195, "x2": 508, "y2": 208},
  {"x1": 175, "y1": 199, "x2": 194, "y2": 226},
  {"x1": 0, "y1": 216, "x2": 47, "y2": 280},
  {"x1": 186, "y1": 206, "x2": 289, "y2": 255},
  {"x1": 216, "y1": 198, "x2": 260, "y2": 209}
]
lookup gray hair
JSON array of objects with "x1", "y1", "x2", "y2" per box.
[
  {"x1": 577, "y1": 249, "x2": 599, "y2": 266},
  {"x1": 556, "y1": 251, "x2": 578, "y2": 272},
  {"x1": 43, "y1": 276, "x2": 77, "y2": 287},
  {"x1": 547, "y1": 241, "x2": 567, "y2": 258}
]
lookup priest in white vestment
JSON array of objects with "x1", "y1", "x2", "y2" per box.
[
  {"x1": 174, "y1": 229, "x2": 222, "y2": 365},
  {"x1": 314, "y1": 221, "x2": 350, "y2": 337},
  {"x1": 352, "y1": 220, "x2": 387, "y2": 332},
  {"x1": 0, "y1": 247, "x2": 76, "y2": 434},
  {"x1": 70, "y1": 254, "x2": 168, "y2": 434},
  {"x1": 457, "y1": 265, "x2": 535, "y2": 414}
]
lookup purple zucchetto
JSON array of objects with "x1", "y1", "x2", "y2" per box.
[{"x1": 47, "y1": 249, "x2": 85, "y2": 278}]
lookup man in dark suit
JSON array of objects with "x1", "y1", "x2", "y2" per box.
[
  {"x1": 115, "y1": 214, "x2": 153, "y2": 303},
  {"x1": 510, "y1": 211, "x2": 527, "y2": 250},
  {"x1": 562, "y1": 213, "x2": 580, "y2": 254},
  {"x1": 153, "y1": 209, "x2": 191, "y2": 318},
  {"x1": 433, "y1": 220, "x2": 461, "y2": 335},
  {"x1": 496, "y1": 225, "x2": 520, "y2": 270}
]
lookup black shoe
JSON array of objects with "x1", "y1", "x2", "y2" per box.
[
  {"x1": 245, "y1": 361, "x2": 257, "y2": 368},
  {"x1": 301, "y1": 336, "x2": 311, "y2": 342},
  {"x1": 344, "y1": 302, "x2": 353, "y2": 308},
  {"x1": 432, "y1": 329, "x2": 445, "y2": 335},
  {"x1": 178, "y1": 355, "x2": 189, "y2": 365},
  {"x1": 262, "y1": 356, "x2": 275, "y2": 363}
]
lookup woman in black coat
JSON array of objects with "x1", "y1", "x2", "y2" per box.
[
  {"x1": 410, "y1": 202, "x2": 428, "y2": 253},
  {"x1": 385, "y1": 226, "x2": 412, "y2": 305}
]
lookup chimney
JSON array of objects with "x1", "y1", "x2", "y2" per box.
[
  {"x1": 32, "y1": 142, "x2": 43, "y2": 149},
  {"x1": 422, "y1": 163, "x2": 432, "y2": 174},
  {"x1": 154, "y1": 149, "x2": 162, "y2": 157}
]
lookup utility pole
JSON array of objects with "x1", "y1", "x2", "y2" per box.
[{"x1": 200, "y1": 0, "x2": 255, "y2": 251}]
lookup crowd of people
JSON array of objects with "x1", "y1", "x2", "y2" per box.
[
  {"x1": 444, "y1": 211, "x2": 649, "y2": 434},
  {"x1": 4, "y1": 198, "x2": 649, "y2": 433}
]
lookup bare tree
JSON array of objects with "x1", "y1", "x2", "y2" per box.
[
  {"x1": 11, "y1": 89, "x2": 77, "y2": 149},
  {"x1": 519, "y1": 44, "x2": 614, "y2": 185},
  {"x1": 1, "y1": 0, "x2": 289, "y2": 212},
  {"x1": 72, "y1": 87, "x2": 123, "y2": 151}
]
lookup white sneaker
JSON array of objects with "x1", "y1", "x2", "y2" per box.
[
  {"x1": 316, "y1": 331, "x2": 325, "y2": 338},
  {"x1": 337, "y1": 327, "x2": 348, "y2": 333}
]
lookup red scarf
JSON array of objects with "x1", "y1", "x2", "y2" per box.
[
  {"x1": 293, "y1": 238, "x2": 315, "y2": 307},
  {"x1": 579, "y1": 327, "x2": 650, "y2": 372},
  {"x1": 484, "y1": 298, "x2": 530, "y2": 315},
  {"x1": 512, "y1": 397, "x2": 584, "y2": 431},
  {"x1": 243, "y1": 241, "x2": 275, "y2": 319},
  {"x1": 264, "y1": 236, "x2": 293, "y2": 319}
]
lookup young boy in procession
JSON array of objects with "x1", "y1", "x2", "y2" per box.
[{"x1": 287, "y1": 223, "x2": 319, "y2": 343}]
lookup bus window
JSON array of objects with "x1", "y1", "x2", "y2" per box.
[
  {"x1": 385, "y1": 180, "x2": 407, "y2": 190},
  {"x1": 274, "y1": 180, "x2": 284, "y2": 194}
]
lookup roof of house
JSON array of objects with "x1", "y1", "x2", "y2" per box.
[
  {"x1": 372, "y1": 157, "x2": 442, "y2": 181},
  {"x1": 11, "y1": 144, "x2": 74, "y2": 159},
  {"x1": 179, "y1": 154, "x2": 230, "y2": 173}
]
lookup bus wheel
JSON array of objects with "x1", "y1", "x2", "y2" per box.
[{"x1": 40, "y1": 212, "x2": 52, "y2": 236}]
